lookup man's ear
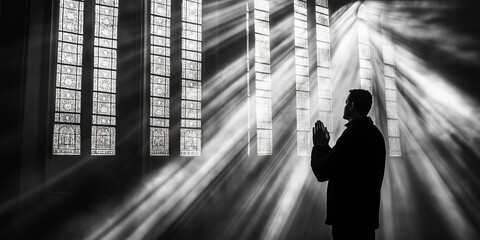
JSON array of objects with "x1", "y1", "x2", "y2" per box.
[{"x1": 350, "y1": 102, "x2": 355, "y2": 111}]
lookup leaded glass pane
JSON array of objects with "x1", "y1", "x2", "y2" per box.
[
  {"x1": 385, "y1": 77, "x2": 396, "y2": 89},
  {"x1": 296, "y1": 75, "x2": 309, "y2": 91},
  {"x1": 297, "y1": 131, "x2": 310, "y2": 156},
  {"x1": 315, "y1": 0, "x2": 328, "y2": 7},
  {"x1": 181, "y1": 129, "x2": 201, "y2": 156},
  {"x1": 317, "y1": 48, "x2": 330, "y2": 67},
  {"x1": 91, "y1": 126, "x2": 115, "y2": 155},
  {"x1": 383, "y1": 44, "x2": 395, "y2": 65},
  {"x1": 316, "y1": 25, "x2": 329, "y2": 42},
  {"x1": 297, "y1": 109, "x2": 310, "y2": 131},
  {"x1": 360, "y1": 68, "x2": 372, "y2": 79},
  {"x1": 255, "y1": 9, "x2": 269, "y2": 21},
  {"x1": 385, "y1": 89, "x2": 397, "y2": 101},
  {"x1": 151, "y1": 127, "x2": 169, "y2": 156},
  {"x1": 316, "y1": 5, "x2": 328, "y2": 15},
  {"x1": 255, "y1": 0, "x2": 269, "y2": 12},
  {"x1": 360, "y1": 59, "x2": 372, "y2": 69},
  {"x1": 53, "y1": 124, "x2": 81, "y2": 155},
  {"x1": 389, "y1": 137, "x2": 401, "y2": 156},
  {"x1": 53, "y1": 0, "x2": 84, "y2": 155},
  {"x1": 55, "y1": 113, "x2": 81, "y2": 123},
  {"x1": 316, "y1": 12, "x2": 329, "y2": 26},
  {"x1": 359, "y1": 44, "x2": 370, "y2": 59},
  {"x1": 151, "y1": 97, "x2": 170, "y2": 118},
  {"x1": 255, "y1": 62, "x2": 270, "y2": 74},
  {"x1": 361, "y1": 78, "x2": 372, "y2": 89},
  {"x1": 257, "y1": 129, "x2": 272, "y2": 155},
  {"x1": 385, "y1": 65, "x2": 395, "y2": 77},
  {"x1": 318, "y1": 111, "x2": 332, "y2": 129},
  {"x1": 358, "y1": 22, "x2": 369, "y2": 43},
  {"x1": 255, "y1": 19, "x2": 270, "y2": 36},
  {"x1": 317, "y1": 67, "x2": 330, "y2": 78},
  {"x1": 256, "y1": 97, "x2": 272, "y2": 129},
  {"x1": 318, "y1": 77, "x2": 331, "y2": 91},
  {"x1": 296, "y1": 91, "x2": 309, "y2": 109},
  {"x1": 387, "y1": 119, "x2": 400, "y2": 137},
  {"x1": 318, "y1": 98, "x2": 331, "y2": 111},
  {"x1": 386, "y1": 101, "x2": 398, "y2": 119}
]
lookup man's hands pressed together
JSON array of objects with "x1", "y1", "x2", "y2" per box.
[{"x1": 313, "y1": 120, "x2": 330, "y2": 147}]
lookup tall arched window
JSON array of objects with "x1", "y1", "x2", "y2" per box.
[
  {"x1": 150, "y1": 0, "x2": 171, "y2": 156},
  {"x1": 52, "y1": 0, "x2": 119, "y2": 156},
  {"x1": 315, "y1": 0, "x2": 333, "y2": 145},
  {"x1": 91, "y1": 0, "x2": 119, "y2": 155},
  {"x1": 381, "y1": 18, "x2": 401, "y2": 157},
  {"x1": 52, "y1": 0, "x2": 204, "y2": 157},
  {"x1": 53, "y1": 0, "x2": 84, "y2": 155},
  {"x1": 181, "y1": 0, "x2": 203, "y2": 156},
  {"x1": 294, "y1": 0, "x2": 310, "y2": 156},
  {"x1": 357, "y1": 3, "x2": 375, "y2": 121},
  {"x1": 247, "y1": 0, "x2": 273, "y2": 156}
]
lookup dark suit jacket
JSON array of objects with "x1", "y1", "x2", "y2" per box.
[{"x1": 311, "y1": 116, "x2": 386, "y2": 229}]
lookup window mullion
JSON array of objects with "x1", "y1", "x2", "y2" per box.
[{"x1": 81, "y1": 0, "x2": 94, "y2": 157}]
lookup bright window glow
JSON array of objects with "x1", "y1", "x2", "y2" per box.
[
  {"x1": 181, "y1": 0, "x2": 202, "y2": 156},
  {"x1": 91, "y1": 0, "x2": 118, "y2": 155},
  {"x1": 254, "y1": 0, "x2": 272, "y2": 155},
  {"x1": 294, "y1": 0, "x2": 310, "y2": 156},
  {"x1": 53, "y1": 0, "x2": 84, "y2": 155},
  {"x1": 315, "y1": 0, "x2": 333, "y2": 145},
  {"x1": 150, "y1": 0, "x2": 171, "y2": 156},
  {"x1": 357, "y1": 4, "x2": 375, "y2": 121},
  {"x1": 382, "y1": 25, "x2": 401, "y2": 156}
]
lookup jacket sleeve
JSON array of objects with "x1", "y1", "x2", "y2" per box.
[{"x1": 311, "y1": 135, "x2": 350, "y2": 182}]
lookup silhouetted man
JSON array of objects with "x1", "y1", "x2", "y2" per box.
[{"x1": 311, "y1": 89, "x2": 386, "y2": 240}]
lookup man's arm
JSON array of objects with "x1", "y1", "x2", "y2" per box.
[
  {"x1": 311, "y1": 145, "x2": 333, "y2": 182},
  {"x1": 311, "y1": 121, "x2": 350, "y2": 182}
]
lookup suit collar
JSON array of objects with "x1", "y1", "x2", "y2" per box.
[{"x1": 345, "y1": 116, "x2": 372, "y2": 128}]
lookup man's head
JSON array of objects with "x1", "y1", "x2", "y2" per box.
[{"x1": 343, "y1": 89, "x2": 372, "y2": 121}]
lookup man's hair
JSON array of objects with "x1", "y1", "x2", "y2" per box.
[{"x1": 349, "y1": 89, "x2": 372, "y2": 115}]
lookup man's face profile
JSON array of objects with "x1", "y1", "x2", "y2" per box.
[{"x1": 343, "y1": 94, "x2": 352, "y2": 120}]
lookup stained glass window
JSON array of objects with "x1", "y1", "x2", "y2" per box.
[
  {"x1": 181, "y1": 0, "x2": 202, "y2": 156},
  {"x1": 357, "y1": 4, "x2": 375, "y2": 121},
  {"x1": 315, "y1": 0, "x2": 333, "y2": 145},
  {"x1": 150, "y1": 0, "x2": 171, "y2": 156},
  {"x1": 53, "y1": 0, "x2": 84, "y2": 155},
  {"x1": 382, "y1": 25, "x2": 401, "y2": 156},
  {"x1": 92, "y1": 0, "x2": 118, "y2": 155},
  {"x1": 254, "y1": 0, "x2": 272, "y2": 155},
  {"x1": 294, "y1": 0, "x2": 310, "y2": 156}
]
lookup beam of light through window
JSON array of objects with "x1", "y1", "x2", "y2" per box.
[
  {"x1": 181, "y1": 0, "x2": 202, "y2": 156},
  {"x1": 150, "y1": 0, "x2": 171, "y2": 156},
  {"x1": 294, "y1": 0, "x2": 310, "y2": 156},
  {"x1": 315, "y1": 0, "x2": 333, "y2": 145},
  {"x1": 53, "y1": 0, "x2": 84, "y2": 155},
  {"x1": 91, "y1": 0, "x2": 119, "y2": 155}
]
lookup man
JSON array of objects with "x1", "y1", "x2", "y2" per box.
[{"x1": 311, "y1": 89, "x2": 386, "y2": 240}]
